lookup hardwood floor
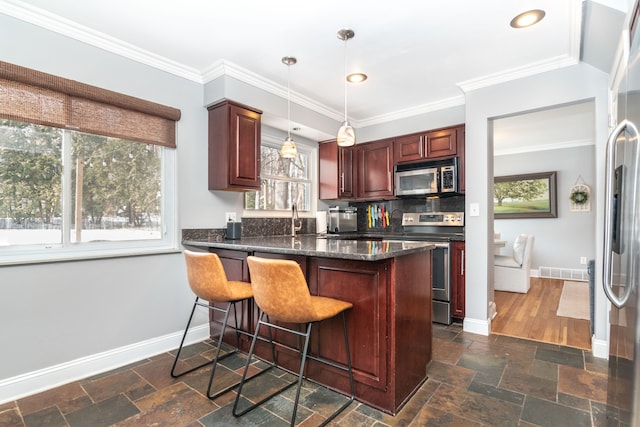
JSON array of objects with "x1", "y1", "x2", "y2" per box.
[{"x1": 492, "y1": 277, "x2": 592, "y2": 350}]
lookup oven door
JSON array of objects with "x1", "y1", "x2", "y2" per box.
[{"x1": 394, "y1": 167, "x2": 438, "y2": 196}]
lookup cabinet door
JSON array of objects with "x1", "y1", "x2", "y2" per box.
[
  {"x1": 426, "y1": 127, "x2": 457, "y2": 158},
  {"x1": 208, "y1": 100, "x2": 261, "y2": 191},
  {"x1": 357, "y1": 139, "x2": 394, "y2": 199},
  {"x1": 394, "y1": 133, "x2": 424, "y2": 163},
  {"x1": 319, "y1": 140, "x2": 354, "y2": 200},
  {"x1": 307, "y1": 257, "x2": 389, "y2": 392},
  {"x1": 229, "y1": 104, "x2": 261, "y2": 188},
  {"x1": 339, "y1": 146, "x2": 355, "y2": 198},
  {"x1": 451, "y1": 242, "x2": 465, "y2": 319}
]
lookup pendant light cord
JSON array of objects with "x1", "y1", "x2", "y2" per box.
[
  {"x1": 287, "y1": 63, "x2": 292, "y2": 139},
  {"x1": 343, "y1": 38, "x2": 348, "y2": 122}
]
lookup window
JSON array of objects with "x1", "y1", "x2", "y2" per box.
[
  {"x1": 0, "y1": 61, "x2": 180, "y2": 263},
  {"x1": 245, "y1": 138, "x2": 312, "y2": 212},
  {"x1": 0, "y1": 119, "x2": 171, "y2": 258}
]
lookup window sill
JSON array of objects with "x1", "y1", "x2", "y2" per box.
[{"x1": 0, "y1": 245, "x2": 181, "y2": 266}]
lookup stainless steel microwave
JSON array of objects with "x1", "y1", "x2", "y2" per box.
[{"x1": 394, "y1": 157, "x2": 458, "y2": 197}]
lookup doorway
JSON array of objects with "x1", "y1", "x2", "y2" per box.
[{"x1": 490, "y1": 101, "x2": 596, "y2": 349}]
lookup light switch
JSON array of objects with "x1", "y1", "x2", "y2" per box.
[{"x1": 469, "y1": 203, "x2": 480, "y2": 217}]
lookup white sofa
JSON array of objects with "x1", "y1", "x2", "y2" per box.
[{"x1": 494, "y1": 234, "x2": 535, "y2": 293}]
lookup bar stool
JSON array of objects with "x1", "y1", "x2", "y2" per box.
[
  {"x1": 171, "y1": 250, "x2": 254, "y2": 399},
  {"x1": 233, "y1": 256, "x2": 355, "y2": 427}
]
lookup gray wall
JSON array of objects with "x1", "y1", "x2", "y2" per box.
[
  {"x1": 464, "y1": 63, "x2": 610, "y2": 351},
  {"x1": 494, "y1": 145, "x2": 596, "y2": 271},
  {"x1": 0, "y1": 14, "x2": 207, "y2": 396}
]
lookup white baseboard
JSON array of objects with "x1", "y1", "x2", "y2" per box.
[
  {"x1": 0, "y1": 324, "x2": 209, "y2": 405},
  {"x1": 591, "y1": 337, "x2": 609, "y2": 359},
  {"x1": 463, "y1": 316, "x2": 490, "y2": 336}
]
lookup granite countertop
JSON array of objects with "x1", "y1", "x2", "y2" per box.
[{"x1": 182, "y1": 235, "x2": 435, "y2": 261}]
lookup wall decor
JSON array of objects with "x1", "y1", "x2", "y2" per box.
[
  {"x1": 569, "y1": 176, "x2": 590, "y2": 212},
  {"x1": 494, "y1": 171, "x2": 557, "y2": 219}
]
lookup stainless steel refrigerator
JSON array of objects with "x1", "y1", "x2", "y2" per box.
[{"x1": 603, "y1": 3, "x2": 640, "y2": 424}]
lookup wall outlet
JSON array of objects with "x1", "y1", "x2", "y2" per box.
[
  {"x1": 225, "y1": 212, "x2": 237, "y2": 222},
  {"x1": 580, "y1": 256, "x2": 587, "y2": 265}
]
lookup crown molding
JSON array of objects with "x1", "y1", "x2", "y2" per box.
[
  {"x1": 0, "y1": 0, "x2": 204, "y2": 83},
  {"x1": 355, "y1": 96, "x2": 466, "y2": 128},
  {"x1": 458, "y1": 54, "x2": 578, "y2": 94},
  {"x1": 2, "y1": 0, "x2": 585, "y2": 128},
  {"x1": 202, "y1": 60, "x2": 344, "y2": 122},
  {"x1": 494, "y1": 138, "x2": 594, "y2": 156}
]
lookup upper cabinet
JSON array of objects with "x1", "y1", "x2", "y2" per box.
[
  {"x1": 319, "y1": 124, "x2": 465, "y2": 200},
  {"x1": 394, "y1": 125, "x2": 463, "y2": 163},
  {"x1": 356, "y1": 138, "x2": 394, "y2": 200},
  {"x1": 318, "y1": 140, "x2": 355, "y2": 200},
  {"x1": 208, "y1": 100, "x2": 262, "y2": 191}
]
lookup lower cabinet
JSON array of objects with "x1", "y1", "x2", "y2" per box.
[
  {"x1": 306, "y1": 257, "x2": 390, "y2": 395},
  {"x1": 206, "y1": 247, "x2": 431, "y2": 414},
  {"x1": 451, "y1": 241, "x2": 465, "y2": 319}
]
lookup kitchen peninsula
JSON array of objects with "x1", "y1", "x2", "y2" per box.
[{"x1": 182, "y1": 235, "x2": 433, "y2": 414}]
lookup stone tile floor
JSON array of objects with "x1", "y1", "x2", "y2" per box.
[{"x1": 0, "y1": 323, "x2": 626, "y2": 426}]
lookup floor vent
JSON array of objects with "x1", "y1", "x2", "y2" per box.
[{"x1": 538, "y1": 266, "x2": 589, "y2": 282}]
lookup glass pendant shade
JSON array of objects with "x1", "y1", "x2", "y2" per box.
[
  {"x1": 336, "y1": 121, "x2": 355, "y2": 147},
  {"x1": 281, "y1": 136, "x2": 297, "y2": 158}
]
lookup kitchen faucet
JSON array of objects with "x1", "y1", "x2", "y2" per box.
[{"x1": 291, "y1": 204, "x2": 302, "y2": 237}]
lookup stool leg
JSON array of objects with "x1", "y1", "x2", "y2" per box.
[
  {"x1": 205, "y1": 301, "x2": 233, "y2": 399},
  {"x1": 289, "y1": 322, "x2": 312, "y2": 427},
  {"x1": 171, "y1": 297, "x2": 213, "y2": 378},
  {"x1": 233, "y1": 311, "x2": 296, "y2": 418},
  {"x1": 318, "y1": 311, "x2": 355, "y2": 426}
]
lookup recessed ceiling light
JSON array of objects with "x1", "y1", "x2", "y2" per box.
[
  {"x1": 510, "y1": 9, "x2": 545, "y2": 28},
  {"x1": 347, "y1": 73, "x2": 367, "y2": 83}
]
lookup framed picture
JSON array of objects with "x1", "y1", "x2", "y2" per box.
[{"x1": 494, "y1": 171, "x2": 557, "y2": 219}]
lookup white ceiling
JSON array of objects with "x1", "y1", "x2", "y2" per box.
[{"x1": 0, "y1": 0, "x2": 625, "y2": 150}]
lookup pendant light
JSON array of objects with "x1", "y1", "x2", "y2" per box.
[
  {"x1": 336, "y1": 28, "x2": 356, "y2": 147},
  {"x1": 280, "y1": 56, "x2": 297, "y2": 158}
]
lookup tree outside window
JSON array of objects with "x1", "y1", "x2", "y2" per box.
[{"x1": 245, "y1": 143, "x2": 311, "y2": 211}]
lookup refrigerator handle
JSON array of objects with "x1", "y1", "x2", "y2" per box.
[{"x1": 603, "y1": 119, "x2": 638, "y2": 308}]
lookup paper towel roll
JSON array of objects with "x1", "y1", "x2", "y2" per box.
[{"x1": 316, "y1": 211, "x2": 327, "y2": 234}]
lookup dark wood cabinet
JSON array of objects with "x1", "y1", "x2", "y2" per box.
[
  {"x1": 307, "y1": 257, "x2": 390, "y2": 394},
  {"x1": 394, "y1": 125, "x2": 464, "y2": 163},
  {"x1": 451, "y1": 241, "x2": 465, "y2": 320},
  {"x1": 393, "y1": 133, "x2": 424, "y2": 163},
  {"x1": 208, "y1": 100, "x2": 262, "y2": 191},
  {"x1": 203, "y1": 245, "x2": 432, "y2": 414},
  {"x1": 356, "y1": 139, "x2": 394, "y2": 199},
  {"x1": 318, "y1": 139, "x2": 355, "y2": 200},
  {"x1": 320, "y1": 124, "x2": 465, "y2": 200},
  {"x1": 425, "y1": 127, "x2": 458, "y2": 158}
]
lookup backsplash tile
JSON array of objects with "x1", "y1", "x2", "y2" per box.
[{"x1": 181, "y1": 217, "x2": 317, "y2": 243}]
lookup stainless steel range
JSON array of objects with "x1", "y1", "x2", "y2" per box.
[{"x1": 401, "y1": 211, "x2": 464, "y2": 325}]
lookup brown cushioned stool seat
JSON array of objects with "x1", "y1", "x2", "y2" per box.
[{"x1": 233, "y1": 256, "x2": 355, "y2": 426}]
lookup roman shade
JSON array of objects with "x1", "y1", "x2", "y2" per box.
[{"x1": 0, "y1": 61, "x2": 181, "y2": 148}]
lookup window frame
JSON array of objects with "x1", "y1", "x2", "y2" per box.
[
  {"x1": 0, "y1": 61, "x2": 180, "y2": 265},
  {"x1": 243, "y1": 132, "x2": 318, "y2": 218},
  {"x1": 0, "y1": 125, "x2": 178, "y2": 266}
]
